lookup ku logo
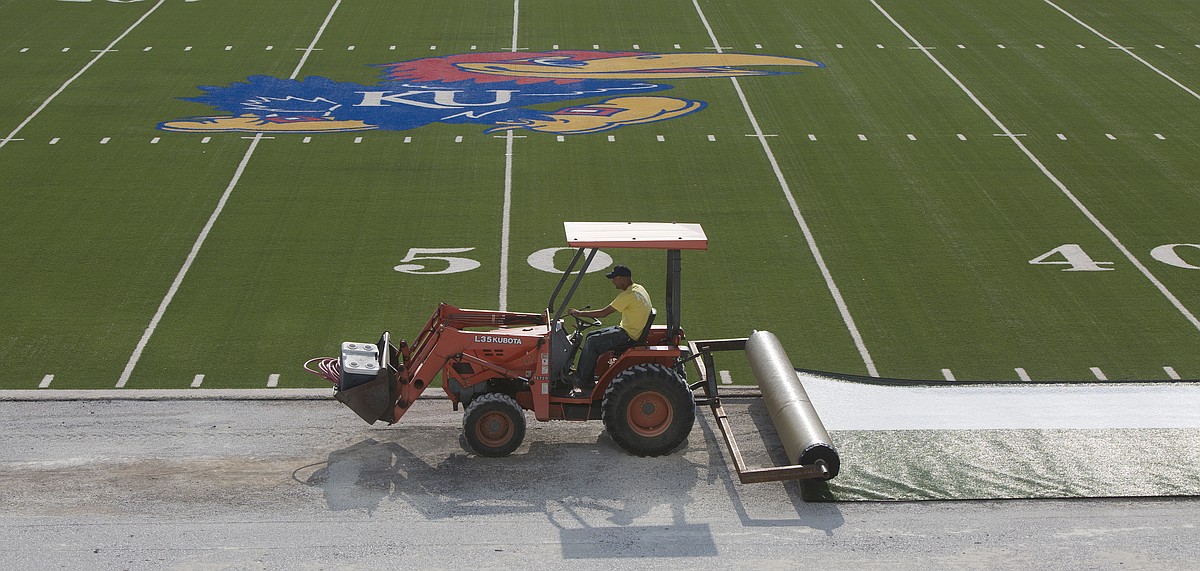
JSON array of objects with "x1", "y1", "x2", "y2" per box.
[{"x1": 159, "y1": 51, "x2": 824, "y2": 135}]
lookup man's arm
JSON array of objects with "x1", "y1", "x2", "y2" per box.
[{"x1": 569, "y1": 305, "x2": 616, "y2": 319}]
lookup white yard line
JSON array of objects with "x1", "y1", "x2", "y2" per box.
[
  {"x1": 116, "y1": 0, "x2": 344, "y2": 388},
  {"x1": 1042, "y1": 0, "x2": 1200, "y2": 102},
  {"x1": 291, "y1": 0, "x2": 342, "y2": 80},
  {"x1": 117, "y1": 133, "x2": 265, "y2": 388},
  {"x1": 870, "y1": 0, "x2": 1200, "y2": 335},
  {"x1": 498, "y1": 0, "x2": 519, "y2": 311},
  {"x1": 690, "y1": 0, "x2": 880, "y2": 377},
  {"x1": 0, "y1": 0, "x2": 166, "y2": 150}
]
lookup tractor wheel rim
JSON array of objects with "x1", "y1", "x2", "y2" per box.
[
  {"x1": 627, "y1": 390, "x2": 673, "y2": 438},
  {"x1": 476, "y1": 411, "x2": 514, "y2": 447}
]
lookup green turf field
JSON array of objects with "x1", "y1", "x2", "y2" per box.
[{"x1": 2, "y1": 0, "x2": 1199, "y2": 390}]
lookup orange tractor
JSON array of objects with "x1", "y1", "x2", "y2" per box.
[{"x1": 307, "y1": 222, "x2": 707, "y2": 457}]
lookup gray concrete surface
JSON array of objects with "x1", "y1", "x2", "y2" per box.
[{"x1": 1, "y1": 396, "x2": 1196, "y2": 570}]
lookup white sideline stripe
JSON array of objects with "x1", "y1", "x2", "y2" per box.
[
  {"x1": 1165, "y1": 366, "x2": 1181, "y2": 380},
  {"x1": 497, "y1": 0, "x2": 519, "y2": 312},
  {"x1": 692, "y1": 0, "x2": 879, "y2": 377},
  {"x1": 871, "y1": 0, "x2": 1200, "y2": 336},
  {"x1": 267, "y1": 374, "x2": 280, "y2": 388},
  {"x1": 1043, "y1": 0, "x2": 1200, "y2": 102},
  {"x1": 1091, "y1": 367, "x2": 1107, "y2": 380},
  {"x1": 719, "y1": 370, "x2": 733, "y2": 385},
  {"x1": 1016, "y1": 367, "x2": 1032, "y2": 382},
  {"x1": 39, "y1": 375, "x2": 54, "y2": 389},
  {"x1": 0, "y1": 0, "x2": 166, "y2": 151},
  {"x1": 803, "y1": 374, "x2": 1200, "y2": 430},
  {"x1": 117, "y1": 0, "x2": 343, "y2": 388},
  {"x1": 191, "y1": 374, "x2": 204, "y2": 388},
  {"x1": 941, "y1": 368, "x2": 955, "y2": 381}
]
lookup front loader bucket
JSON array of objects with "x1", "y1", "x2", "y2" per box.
[
  {"x1": 331, "y1": 331, "x2": 400, "y2": 425},
  {"x1": 335, "y1": 368, "x2": 396, "y2": 424}
]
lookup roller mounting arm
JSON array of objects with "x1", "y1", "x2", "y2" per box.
[{"x1": 687, "y1": 333, "x2": 839, "y2": 484}]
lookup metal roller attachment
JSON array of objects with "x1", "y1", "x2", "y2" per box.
[
  {"x1": 746, "y1": 330, "x2": 840, "y2": 478},
  {"x1": 688, "y1": 330, "x2": 839, "y2": 484}
]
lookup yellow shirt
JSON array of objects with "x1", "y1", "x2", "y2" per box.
[{"x1": 611, "y1": 283, "x2": 652, "y2": 339}]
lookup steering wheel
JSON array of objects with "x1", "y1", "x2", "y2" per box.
[{"x1": 571, "y1": 310, "x2": 603, "y2": 332}]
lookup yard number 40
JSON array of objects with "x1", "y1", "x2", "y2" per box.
[{"x1": 1030, "y1": 243, "x2": 1200, "y2": 271}]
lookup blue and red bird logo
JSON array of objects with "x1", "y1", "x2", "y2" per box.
[{"x1": 159, "y1": 51, "x2": 824, "y2": 134}]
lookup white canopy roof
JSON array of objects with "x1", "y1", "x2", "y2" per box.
[{"x1": 564, "y1": 222, "x2": 708, "y2": 250}]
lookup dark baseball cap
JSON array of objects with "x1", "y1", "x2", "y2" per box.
[{"x1": 605, "y1": 265, "x2": 632, "y2": 279}]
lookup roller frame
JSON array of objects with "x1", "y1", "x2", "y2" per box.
[{"x1": 687, "y1": 338, "x2": 832, "y2": 484}]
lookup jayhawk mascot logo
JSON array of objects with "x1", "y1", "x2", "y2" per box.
[{"x1": 159, "y1": 51, "x2": 824, "y2": 135}]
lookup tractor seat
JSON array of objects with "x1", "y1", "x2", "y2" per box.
[{"x1": 611, "y1": 309, "x2": 656, "y2": 356}]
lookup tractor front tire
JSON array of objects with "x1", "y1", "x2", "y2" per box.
[
  {"x1": 602, "y1": 363, "x2": 695, "y2": 457},
  {"x1": 462, "y1": 393, "x2": 526, "y2": 457}
]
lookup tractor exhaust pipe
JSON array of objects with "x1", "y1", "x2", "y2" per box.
[{"x1": 746, "y1": 330, "x2": 840, "y2": 478}]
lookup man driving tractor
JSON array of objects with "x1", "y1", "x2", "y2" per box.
[{"x1": 566, "y1": 264, "x2": 653, "y2": 396}]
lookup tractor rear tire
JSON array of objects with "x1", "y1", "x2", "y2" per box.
[
  {"x1": 602, "y1": 363, "x2": 695, "y2": 457},
  {"x1": 462, "y1": 393, "x2": 526, "y2": 457}
]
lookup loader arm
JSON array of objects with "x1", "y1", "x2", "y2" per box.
[{"x1": 390, "y1": 303, "x2": 545, "y2": 421}]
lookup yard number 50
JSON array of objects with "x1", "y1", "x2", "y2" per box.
[{"x1": 394, "y1": 247, "x2": 613, "y2": 275}]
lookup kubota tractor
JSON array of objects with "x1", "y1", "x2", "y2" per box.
[{"x1": 306, "y1": 222, "x2": 708, "y2": 457}]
